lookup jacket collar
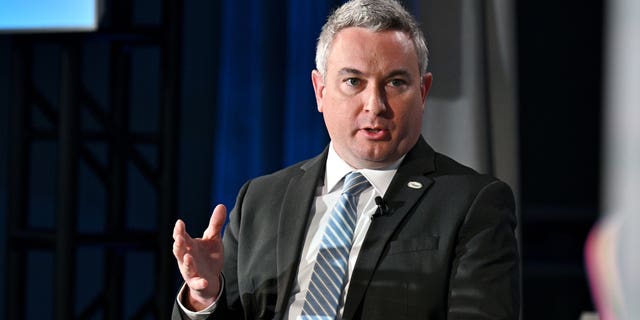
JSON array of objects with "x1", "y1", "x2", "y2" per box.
[
  {"x1": 342, "y1": 137, "x2": 437, "y2": 319},
  {"x1": 275, "y1": 147, "x2": 328, "y2": 314}
]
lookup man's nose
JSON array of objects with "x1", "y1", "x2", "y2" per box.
[{"x1": 363, "y1": 86, "x2": 387, "y2": 115}]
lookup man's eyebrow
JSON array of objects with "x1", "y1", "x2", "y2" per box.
[
  {"x1": 387, "y1": 69, "x2": 411, "y2": 78},
  {"x1": 337, "y1": 68, "x2": 364, "y2": 76},
  {"x1": 336, "y1": 68, "x2": 412, "y2": 78}
]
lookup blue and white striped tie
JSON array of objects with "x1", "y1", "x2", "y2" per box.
[{"x1": 300, "y1": 172, "x2": 370, "y2": 320}]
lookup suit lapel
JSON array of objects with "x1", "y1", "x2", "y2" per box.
[
  {"x1": 342, "y1": 138, "x2": 437, "y2": 319},
  {"x1": 274, "y1": 149, "x2": 328, "y2": 314}
]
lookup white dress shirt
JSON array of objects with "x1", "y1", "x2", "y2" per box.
[{"x1": 178, "y1": 143, "x2": 402, "y2": 319}]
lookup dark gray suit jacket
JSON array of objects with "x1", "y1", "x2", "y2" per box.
[{"x1": 173, "y1": 137, "x2": 520, "y2": 319}]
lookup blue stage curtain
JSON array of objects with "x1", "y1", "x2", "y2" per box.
[
  {"x1": 211, "y1": 1, "x2": 339, "y2": 209},
  {"x1": 211, "y1": 0, "x2": 420, "y2": 209}
]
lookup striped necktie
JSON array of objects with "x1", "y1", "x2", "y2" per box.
[{"x1": 300, "y1": 172, "x2": 370, "y2": 320}]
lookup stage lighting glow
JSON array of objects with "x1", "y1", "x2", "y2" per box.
[{"x1": 0, "y1": 0, "x2": 98, "y2": 32}]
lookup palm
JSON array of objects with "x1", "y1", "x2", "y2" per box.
[{"x1": 186, "y1": 235, "x2": 224, "y2": 292}]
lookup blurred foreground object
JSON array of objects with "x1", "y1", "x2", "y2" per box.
[{"x1": 585, "y1": 0, "x2": 640, "y2": 319}]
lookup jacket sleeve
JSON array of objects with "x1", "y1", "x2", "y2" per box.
[{"x1": 447, "y1": 180, "x2": 521, "y2": 320}]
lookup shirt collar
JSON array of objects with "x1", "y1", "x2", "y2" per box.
[{"x1": 325, "y1": 142, "x2": 403, "y2": 196}]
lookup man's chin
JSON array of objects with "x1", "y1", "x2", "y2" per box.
[{"x1": 355, "y1": 151, "x2": 399, "y2": 168}]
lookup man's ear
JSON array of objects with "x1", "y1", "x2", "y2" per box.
[
  {"x1": 311, "y1": 69, "x2": 325, "y2": 112},
  {"x1": 421, "y1": 72, "x2": 433, "y2": 104}
]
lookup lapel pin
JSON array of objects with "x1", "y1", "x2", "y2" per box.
[{"x1": 407, "y1": 181, "x2": 423, "y2": 189}]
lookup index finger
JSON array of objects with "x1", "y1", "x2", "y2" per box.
[{"x1": 203, "y1": 204, "x2": 227, "y2": 239}]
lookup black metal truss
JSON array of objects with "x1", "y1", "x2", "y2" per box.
[{"x1": 6, "y1": 0, "x2": 182, "y2": 319}]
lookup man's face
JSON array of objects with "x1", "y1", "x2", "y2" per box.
[{"x1": 312, "y1": 27, "x2": 432, "y2": 169}]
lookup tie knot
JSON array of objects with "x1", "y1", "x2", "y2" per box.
[{"x1": 342, "y1": 172, "x2": 370, "y2": 197}]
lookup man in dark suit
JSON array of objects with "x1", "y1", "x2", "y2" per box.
[{"x1": 172, "y1": 0, "x2": 520, "y2": 319}]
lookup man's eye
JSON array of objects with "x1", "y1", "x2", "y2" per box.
[
  {"x1": 389, "y1": 79, "x2": 406, "y2": 87},
  {"x1": 345, "y1": 78, "x2": 361, "y2": 86}
]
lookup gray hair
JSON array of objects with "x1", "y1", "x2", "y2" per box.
[{"x1": 315, "y1": 0, "x2": 429, "y2": 77}]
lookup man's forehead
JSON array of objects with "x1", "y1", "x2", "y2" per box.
[
  {"x1": 321, "y1": 28, "x2": 419, "y2": 76},
  {"x1": 328, "y1": 28, "x2": 416, "y2": 60}
]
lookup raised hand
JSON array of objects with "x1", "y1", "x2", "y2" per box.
[{"x1": 173, "y1": 204, "x2": 227, "y2": 310}]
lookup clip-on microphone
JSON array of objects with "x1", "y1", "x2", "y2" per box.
[{"x1": 372, "y1": 196, "x2": 388, "y2": 220}]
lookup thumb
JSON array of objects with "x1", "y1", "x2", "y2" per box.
[{"x1": 203, "y1": 204, "x2": 227, "y2": 239}]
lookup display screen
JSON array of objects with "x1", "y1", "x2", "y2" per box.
[{"x1": 0, "y1": 0, "x2": 98, "y2": 32}]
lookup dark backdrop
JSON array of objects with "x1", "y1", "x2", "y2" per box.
[{"x1": 517, "y1": 1, "x2": 602, "y2": 319}]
